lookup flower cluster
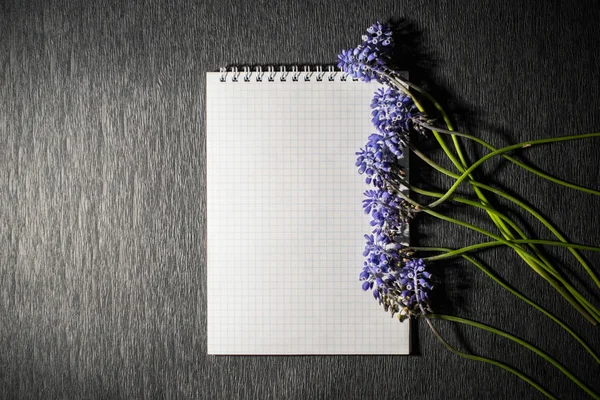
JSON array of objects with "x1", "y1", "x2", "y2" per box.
[
  {"x1": 355, "y1": 134, "x2": 397, "y2": 188},
  {"x1": 398, "y1": 258, "x2": 433, "y2": 318},
  {"x1": 354, "y1": 88, "x2": 419, "y2": 191},
  {"x1": 346, "y1": 21, "x2": 433, "y2": 320},
  {"x1": 362, "y1": 21, "x2": 393, "y2": 48},
  {"x1": 371, "y1": 87, "x2": 416, "y2": 140},
  {"x1": 360, "y1": 251, "x2": 433, "y2": 321},
  {"x1": 356, "y1": 128, "x2": 432, "y2": 320},
  {"x1": 337, "y1": 21, "x2": 394, "y2": 82},
  {"x1": 362, "y1": 189, "x2": 412, "y2": 238},
  {"x1": 339, "y1": 20, "x2": 600, "y2": 399}
]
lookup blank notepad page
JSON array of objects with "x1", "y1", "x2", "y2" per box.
[{"x1": 206, "y1": 71, "x2": 409, "y2": 355}]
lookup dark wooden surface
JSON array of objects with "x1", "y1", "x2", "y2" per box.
[{"x1": 2, "y1": 0, "x2": 600, "y2": 398}]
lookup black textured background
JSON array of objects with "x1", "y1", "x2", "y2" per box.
[{"x1": 1, "y1": 0, "x2": 600, "y2": 399}]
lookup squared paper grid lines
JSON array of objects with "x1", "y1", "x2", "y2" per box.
[{"x1": 206, "y1": 72, "x2": 410, "y2": 355}]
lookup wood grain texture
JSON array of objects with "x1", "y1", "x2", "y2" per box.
[{"x1": 1, "y1": 0, "x2": 599, "y2": 398}]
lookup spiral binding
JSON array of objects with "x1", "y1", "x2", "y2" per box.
[{"x1": 219, "y1": 65, "x2": 352, "y2": 82}]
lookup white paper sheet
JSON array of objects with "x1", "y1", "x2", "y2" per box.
[{"x1": 206, "y1": 71, "x2": 410, "y2": 354}]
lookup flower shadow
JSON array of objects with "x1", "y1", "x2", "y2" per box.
[{"x1": 387, "y1": 18, "x2": 472, "y2": 132}]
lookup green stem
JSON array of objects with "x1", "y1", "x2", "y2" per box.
[
  {"x1": 394, "y1": 76, "x2": 524, "y2": 254},
  {"x1": 409, "y1": 184, "x2": 563, "y2": 279},
  {"x1": 387, "y1": 175, "x2": 600, "y2": 323},
  {"x1": 415, "y1": 248, "x2": 600, "y2": 365},
  {"x1": 422, "y1": 316, "x2": 557, "y2": 399},
  {"x1": 398, "y1": 78, "x2": 600, "y2": 311},
  {"x1": 426, "y1": 132, "x2": 600, "y2": 208},
  {"x1": 388, "y1": 74, "x2": 558, "y2": 313},
  {"x1": 402, "y1": 79, "x2": 474, "y2": 172},
  {"x1": 416, "y1": 121, "x2": 600, "y2": 197},
  {"x1": 411, "y1": 147, "x2": 600, "y2": 294},
  {"x1": 411, "y1": 185, "x2": 600, "y2": 320},
  {"x1": 430, "y1": 314, "x2": 600, "y2": 399},
  {"x1": 411, "y1": 184, "x2": 600, "y2": 281},
  {"x1": 382, "y1": 73, "x2": 466, "y2": 172},
  {"x1": 383, "y1": 73, "x2": 600, "y2": 320},
  {"x1": 423, "y1": 207, "x2": 599, "y2": 325},
  {"x1": 418, "y1": 239, "x2": 600, "y2": 261},
  {"x1": 383, "y1": 177, "x2": 599, "y2": 324}
]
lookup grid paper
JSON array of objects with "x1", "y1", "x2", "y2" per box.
[{"x1": 206, "y1": 72, "x2": 410, "y2": 355}]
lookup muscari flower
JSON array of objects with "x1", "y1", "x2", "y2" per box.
[
  {"x1": 362, "y1": 257, "x2": 433, "y2": 321},
  {"x1": 350, "y1": 21, "x2": 433, "y2": 321},
  {"x1": 360, "y1": 234, "x2": 404, "y2": 300},
  {"x1": 337, "y1": 47, "x2": 385, "y2": 82},
  {"x1": 398, "y1": 258, "x2": 433, "y2": 316},
  {"x1": 355, "y1": 88, "x2": 419, "y2": 167},
  {"x1": 362, "y1": 21, "x2": 393, "y2": 49},
  {"x1": 362, "y1": 189, "x2": 413, "y2": 237},
  {"x1": 355, "y1": 133, "x2": 407, "y2": 188},
  {"x1": 371, "y1": 87, "x2": 417, "y2": 136},
  {"x1": 337, "y1": 21, "x2": 394, "y2": 82},
  {"x1": 370, "y1": 88, "x2": 418, "y2": 160}
]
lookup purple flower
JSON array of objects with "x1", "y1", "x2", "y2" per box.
[
  {"x1": 350, "y1": 22, "x2": 434, "y2": 321},
  {"x1": 366, "y1": 129, "x2": 404, "y2": 160},
  {"x1": 359, "y1": 234, "x2": 406, "y2": 300},
  {"x1": 371, "y1": 87, "x2": 417, "y2": 141},
  {"x1": 337, "y1": 47, "x2": 386, "y2": 82},
  {"x1": 362, "y1": 21, "x2": 393, "y2": 48},
  {"x1": 337, "y1": 21, "x2": 395, "y2": 82},
  {"x1": 397, "y1": 258, "x2": 433, "y2": 319},
  {"x1": 362, "y1": 189, "x2": 413, "y2": 237},
  {"x1": 360, "y1": 232, "x2": 434, "y2": 320},
  {"x1": 355, "y1": 133, "x2": 406, "y2": 188}
]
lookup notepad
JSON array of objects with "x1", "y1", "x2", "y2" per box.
[{"x1": 206, "y1": 67, "x2": 410, "y2": 355}]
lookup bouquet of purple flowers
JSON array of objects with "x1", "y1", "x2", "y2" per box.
[{"x1": 341, "y1": 21, "x2": 600, "y2": 399}]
